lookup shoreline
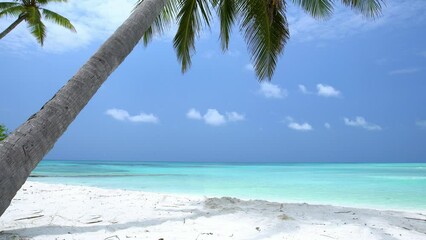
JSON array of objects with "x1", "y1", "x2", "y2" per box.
[
  {"x1": 28, "y1": 179, "x2": 426, "y2": 214},
  {"x1": 1, "y1": 181, "x2": 425, "y2": 240}
]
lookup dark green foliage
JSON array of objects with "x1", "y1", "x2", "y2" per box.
[
  {"x1": 0, "y1": 124, "x2": 7, "y2": 141},
  {"x1": 137, "y1": 0, "x2": 383, "y2": 81}
]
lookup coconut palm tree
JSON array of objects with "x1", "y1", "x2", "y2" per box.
[
  {"x1": 0, "y1": 0, "x2": 383, "y2": 217},
  {"x1": 0, "y1": 0, "x2": 76, "y2": 45}
]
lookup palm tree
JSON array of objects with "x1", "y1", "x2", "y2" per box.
[
  {"x1": 0, "y1": 0, "x2": 76, "y2": 45},
  {"x1": 0, "y1": 0, "x2": 383, "y2": 217}
]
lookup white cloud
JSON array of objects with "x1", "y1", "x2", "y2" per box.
[
  {"x1": 226, "y1": 112, "x2": 245, "y2": 122},
  {"x1": 203, "y1": 109, "x2": 227, "y2": 126},
  {"x1": 287, "y1": 0, "x2": 426, "y2": 42},
  {"x1": 127, "y1": 113, "x2": 158, "y2": 123},
  {"x1": 187, "y1": 108, "x2": 244, "y2": 126},
  {"x1": 284, "y1": 116, "x2": 313, "y2": 132},
  {"x1": 324, "y1": 123, "x2": 331, "y2": 129},
  {"x1": 259, "y1": 82, "x2": 287, "y2": 99},
  {"x1": 317, "y1": 84, "x2": 341, "y2": 97},
  {"x1": 186, "y1": 108, "x2": 203, "y2": 120},
  {"x1": 288, "y1": 122, "x2": 313, "y2": 131},
  {"x1": 106, "y1": 108, "x2": 158, "y2": 124},
  {"x1": 344, "y1": 117, "x2": 382, "y2": 131},
  {"x1": 245, "y1": 64, "x2": 254, "y2": 71},
  {"x1": 389, "y1": 68, "x2": 421, "y2": 75},
  {"x1": 106, "y1": 109, "x2": 129, "y2": 121},
  {"x1": 416, "y1": 120, "x2": 426, "y2": 129},
  {"x1": 299, "y1": 84, "x2": 311, "y2": 94}
]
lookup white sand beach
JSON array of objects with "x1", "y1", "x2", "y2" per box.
[{"x1": 0, "y1": 181, "x2": 425, "y2": 240}]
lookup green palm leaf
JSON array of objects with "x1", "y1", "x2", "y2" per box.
[
  {"x1": 0, "y1": 5, "x2": 25, "y2": 18},
  {"x1": 173, "y1": 0, "x2": 212, "y2": 73},
  {"x1": 36, "y1": 0, "x2": 68, "y2": 6},
  {"x1": 292, "y1": 0, "x2": 334, "y2": 19},
  {"x1": 25, "y1": 6, "x2": 46, "y2": 45},
  {"x1": 341, "y1": 0, "x2": 383, "y2": 18},
  {"x1": 240, "y1": 0, "x2": 290, "y2": 80},
  {"x1": 41, "y1": 8, "x2": 76, "y2": 32},
  {"x1": 138, "y1": 0, "x2": 180, "y2": 46},
  {"x1": 28, "y1": 20, "x2": 46, "y2": 45},
  {"x1": 0, "y1": 2, "x2": 19, "y2": 10},
  {"x1": 215, "y1": 0, "x2": 237, "y2": 51}
]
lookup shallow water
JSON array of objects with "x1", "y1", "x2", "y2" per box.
[{"x1": 31, "y1": 160, "x2": 426, "y2": 211}]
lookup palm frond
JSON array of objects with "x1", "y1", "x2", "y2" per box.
[
  {"x1": 27, "y1": 20, "x2": 46, "y2": 45},
  {"x1": 36, "y1": 0, "x2": 68, "y2": 6},
  {"x1": 41, "y1": 8, "x2": 76, "y2": 32},
  {"x1": 143, "y1": 25, "x2": 154, "y2": 46},
  {"x1": 0, "y1": 2, "x2": 19, "y2": 10},
  {"x1": 137, "y1": 0, "x2": 180, "y2": 46},
  {"x1": 0, "y1": 5, "x2": 25, "y2": 18},
  {"x1": 341, "y1": 0, "x2": 383, "y2": 18},
  {"x1": 173, "y1": 0, "x2": 212, "y2": 73},
  {"x1": 21, "y1": 0, "x2": 31, "y2": 6},
  {"x1": 25, "y1": 6, "x2": 46, "y2": 45},
  {"x1": 25, "y1": 5, "x2": 40, "y2": 23},
  {"x1": 215, "y1": 0, "x2": 237, "y2": 51},
  {"x1": 292, "y1": 0, "x2": 334, "y2": 19},
  {"x1": 240, "y1": 0, "x2": 289, "y2": 80},
  {"x1": 197, "y1": 0, "x2": 212, "y2": 27}
]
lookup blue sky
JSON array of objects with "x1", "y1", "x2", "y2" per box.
[{"x1": 1, "y1": 0, "x2": 425, "y2": 162}]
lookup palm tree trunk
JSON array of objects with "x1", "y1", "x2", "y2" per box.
[
  {"x1": 0, "y1": 0, "x2": 167, "y2": 217},
  {"x1": 0, "y1": 15, "x2": 26, "y2": 40}
]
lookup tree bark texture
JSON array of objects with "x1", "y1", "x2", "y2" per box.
[{"x1": 0, "y1": 0, "x2": 167, "y2": 217}]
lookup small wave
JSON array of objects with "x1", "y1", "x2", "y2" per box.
[
  {"x1": 30, "y1": 173, "x2": 186, "y2": 178},
  {"x1": 368, "y1": 176, "x2": 426, "y2": 180}
]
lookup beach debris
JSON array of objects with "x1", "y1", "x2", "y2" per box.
[
  {"x1": 14, "y1": 211, "x2": 44, "y2": 221},
  {"x1": 278, "y1": 214, "x2": 293, "y2": 220},
  {"x1": 311, "y1": 223, "x2": 326, "y2": 226},
  {"x1": 334, "y1": 211, "x2": 351, "y2": 214},
  {"x1": 104, "y1": 236, "x2": 120, "y2": 240},
  {"x1": 195, "y1": 233, "x2": 213, "y2": 239},
  {"x1": 86, "y1": 219, "x2": 103, "y2": 224},
  {"x1": 82, "y1": 215, "x2": 103, "y2": 224},
  {"x1": 405, "y1": 217, "x2": 426, "y2": 222},
  {"x1": 320, "y1": 234, "x2": 337, "y2": 239}
]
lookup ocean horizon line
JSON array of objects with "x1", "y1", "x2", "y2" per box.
[{"x1": 41, "y1": 159, "x2": 426, "y2": 164}]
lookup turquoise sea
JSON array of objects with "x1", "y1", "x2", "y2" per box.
[{"x1": 31, "y1": 160, "x2": 426, "y2": 212}]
